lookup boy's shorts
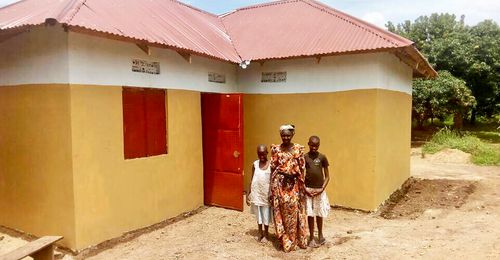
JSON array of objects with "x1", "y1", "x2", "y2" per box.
[
  {"x1": 305, "y1": 187, "x2": 330, "y2": 218},
  {"x1": 251, "y1": 205, "x2": 271, "y2": 225}
]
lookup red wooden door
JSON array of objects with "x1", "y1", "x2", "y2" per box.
[{"x1": 201, "y1": 93, "x2": 244, "y2": 211}]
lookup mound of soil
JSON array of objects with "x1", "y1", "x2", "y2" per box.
[
  {"x1": 379, "y1": 178, "x2": 476, "y2": 219},
  {"x1": 427, "y1": 148, "x2": 472, "y2": 164}
]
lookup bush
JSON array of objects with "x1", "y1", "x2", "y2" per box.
[
  {"x1": 423, "y1": 128, "x2": 500, "y2": 165},
  {"x1": 412, "y1": 71, "x2": 476, "y2": 129}
]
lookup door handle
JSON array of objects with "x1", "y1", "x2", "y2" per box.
[{"x1": 233, "y1": 151, "x2": 240, "y2": 158}]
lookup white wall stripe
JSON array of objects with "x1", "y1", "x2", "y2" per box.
[{"x1": 0, "y1": 26, "x2": 412, "y2": 95}]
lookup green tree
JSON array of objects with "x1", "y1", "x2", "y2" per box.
[
  {"x1": 386, "y1": 13, "x2": 469, "y2": 72},
  {"x1": 412, "y1": 71, "x2": 476, "y2": 129},
  {"x1": 387, "y1": 15, "x2": 500, "y2": 123},
  {"x1": 467, "y1": 20, "x2": 500, "y2": 120}
]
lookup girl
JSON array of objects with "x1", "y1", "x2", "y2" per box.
[{"x1": 246, "y1": 144, "x2": 272, "y2": 242}]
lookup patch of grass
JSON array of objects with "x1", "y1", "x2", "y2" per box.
[
  {"x1": 462, "y1": 121, "x2": 500, "y2": 144},
  {"x1": 473, "y1": 145, "x2": 500, "y2": 165},
  {"x1": 423, "y1": 128, "x2": 500, "y2": 166},
  {"x1": 471, "y1": 131, "x2": 500, "y2": 143}
]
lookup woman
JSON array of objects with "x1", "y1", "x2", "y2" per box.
[{"x1": 270, "y1": 124, "x2": 308, "y2": 252}]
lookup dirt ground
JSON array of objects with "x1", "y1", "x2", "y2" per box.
[{"x1": 1, "y1": 148, "x2": 500, "y2": 259}]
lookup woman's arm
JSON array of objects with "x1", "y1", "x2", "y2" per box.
[
  {"x1": 296, "y1": 146, "x2": 311, "y2": 197},
  {"x1": 270, "y1": 145, "x2": 277, "y2": 178}
]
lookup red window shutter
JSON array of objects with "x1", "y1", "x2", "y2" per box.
[
  {"x1": 144, "y1": 89, "x2": 167, "y2": 156},
  {"x1": 122, "y1": 88, "x2": 147, "y2": 159}
]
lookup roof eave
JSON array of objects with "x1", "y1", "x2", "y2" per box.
[
  {"x1": 67, "y1": 25, "x2": 241, "y2": 63},
  {"x1": 241, "y1": 46, "x2": 437, "y2": 79},
  {"x1": 245, "y1": 47, "x2": 400, "y2": 63},
  {"x1": 0, "y1": 25, "x2": 436, "y2": 78},
  {"x1": 398, "y1": 46, "x2": 438, "y2": 79}
]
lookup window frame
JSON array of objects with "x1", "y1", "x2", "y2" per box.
[{"x1": 122, "y1": 87, "x2": 168, "y2": 159}]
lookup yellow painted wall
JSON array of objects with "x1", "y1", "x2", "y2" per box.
[
  {"x1": 244, "y1": 90, "x2": 379, "y2": 210},
  {"x1": 0, "y1": 85, "x2": 409, "y2": 250},
  {"x1": 0, "y1": 85, "x2": 77, "y2": 248},
  {"x1": 244, "y1": 89, "x2": 412, "y2": 211},
  {"x1": 374, "y1": 90, "x2": 411, "y2": 207},
  {"x1": 69, "y1": 85, "x2": 204, "y2": 249}
]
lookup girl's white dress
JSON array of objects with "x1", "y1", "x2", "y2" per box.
[
  {"x1": 249, "y1": 160, "x2": 272, "y2": 225},
  {"x1": 249, "y1": 160, "x2": 271, "y2": 206}
]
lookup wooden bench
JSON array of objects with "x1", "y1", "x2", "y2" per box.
[{"x1": 0, "y1": 236, "x2": 63, "y2": 260}]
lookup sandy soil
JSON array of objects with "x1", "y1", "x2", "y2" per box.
[
  {"x1": 2, "y1": 148, "x2": 499, "y2": 259},
  {"x1": 426, "y1": 148, "x2": 472, "y2": 164}
]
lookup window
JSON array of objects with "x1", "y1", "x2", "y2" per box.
[{"x1": 122, "y1": 87, "x2": 167, "y2": 159}]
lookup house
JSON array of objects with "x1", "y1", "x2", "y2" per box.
[{"x1": 0, "y1": 0, "x2": 436, "y2": 250}]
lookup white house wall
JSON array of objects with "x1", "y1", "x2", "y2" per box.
[
  {"x1": 378, "y1": 52, "x2": 414, "y2": 94},
  {"x1": 237, "y1": 52, "x2": 413, "y2": 95},
  {"x1": 0, "y1": 26, "x2": 69, "y2": 86},
  {"x1": 0, "y1": 26, "x2": 413, "y2": 95},
  {"x1": 67, "y1": 32, "x2": 239, "y2": 92}
]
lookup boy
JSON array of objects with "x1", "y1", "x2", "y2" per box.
[{"x1": 304, "y1": 135, "x2": 330, "y2": 247}]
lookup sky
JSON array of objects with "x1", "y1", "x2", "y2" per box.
[{"x1": 1, "y1": 0, "x2": 499, "y2": 29}]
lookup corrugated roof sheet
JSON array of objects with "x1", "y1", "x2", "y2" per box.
[
  {"x1": 0, "y1": 0, "x2": 79, "y2": 29},
  {"x1": 221, "y1": 0, "x2": 413, "y2": 60},
  {"x1": 0, "y1": 0, "x2": 436, "y2": 77},
  {"x1": 0, "y1": 0, "x2": 241, "y2": 62}
]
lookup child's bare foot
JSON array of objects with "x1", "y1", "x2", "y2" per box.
[
  {"x1": 256, "y1": 235, "x2": 264, "y2": 242},
  {"x1": 260, "y1": 237, "x2": 269, "y2": 243},
  {"x1": 308, "y1": 239, "x2": 319, "y2": 248}
]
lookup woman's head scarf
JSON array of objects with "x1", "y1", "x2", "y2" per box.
[{"x1": 280, "y1": 124, "x2": 295, "y2": 134}]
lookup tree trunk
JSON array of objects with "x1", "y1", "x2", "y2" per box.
[
  {"x1": 454, "y1": 112, "x2": 463, "y2": 130},
  {"x1": 470, "y1": 109, "x2": 477, "y2": 125},
  {"x1": 416, "y1": 118, "x2": 424, "y2": 129}
]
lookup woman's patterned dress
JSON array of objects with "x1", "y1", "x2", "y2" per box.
[{"x1": 270, "y1": 143, "x2": 308, "y2": 252}]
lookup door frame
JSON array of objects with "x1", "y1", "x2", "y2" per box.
[{"x1": 201, "y1": 93, "x2": 244, "y2": 211}]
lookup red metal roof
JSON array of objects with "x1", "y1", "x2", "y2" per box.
[
  {"x1": 0, "y1": 0, "x2": 436, "y2": 77},
  {"x1": 221, "y1": 0, "x2": 414, "y2": 61},
  {"x1": 0, "y1": 0, "x2": 241, "y2": 62}
]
